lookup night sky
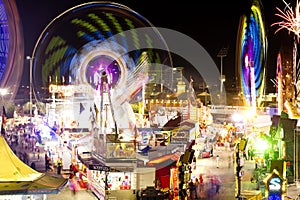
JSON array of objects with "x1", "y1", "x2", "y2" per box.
[{"x1": 16, "y1": 0, "x2": 293, "y2": 93}]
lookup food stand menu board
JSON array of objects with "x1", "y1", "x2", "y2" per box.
[{"x1": 171, "y1": 130, "x2": 189, "y2": 144}]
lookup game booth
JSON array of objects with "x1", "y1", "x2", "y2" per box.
[{"x1": 146, "y1": 152, "x2": 181, "y2": 190}]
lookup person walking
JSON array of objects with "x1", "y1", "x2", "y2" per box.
[
  {"x1": 37, "y1": 148, "x2": 40, "y2": 161},
  {"x1": 68, "y1": 177, "x2": 78, "y2": 196},
  {"x1": 194, "y1": 178, "x2": 200, "y2": 199},
  {"x1": 215, "y1": 175, "x2": 222, "y2": 194},
  {"x1": 30, "y1": 162, "x2": 36, "y2": 170},
  {"x1": 199, "y1": 174, "x2": 204, "y2": 192},
  {"x1": 56, "y1": 157, "x2": 62, "y2": 175},
  {"x1": 216, "y1": 155, "x2": 220, "y2": 168},
  {"x1": 243, "y1": 150, "x2": 248, "y2": 160},
  {"x1": 188, "y1": 180, "x2": 196, "y2": 200},
  {"x1": 45, "y1": 154, "x2": 52, "y2": 171}
]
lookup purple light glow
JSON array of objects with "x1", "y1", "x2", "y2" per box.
[{"x1": 85, "y1": 55, "x2": 121, "y2": 90}]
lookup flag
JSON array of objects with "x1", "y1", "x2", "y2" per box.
[
  {"x1": 79, "y1": 102, "x2": 85, "y2": 114},
  {"x1": 1, "y1": 106, "x2": 7, "y2": 135},
  {"x1": 94, "y1": 103, "x2": 99, "y2": 115},
  {"x1": 94, "y1": 103, "x2": 99, "y2": 121},
  {"x1": 188, "y1": 76, "x2": 197, "y2": 106}
]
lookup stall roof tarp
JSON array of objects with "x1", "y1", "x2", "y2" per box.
[
  {"x1": 147, "y1": 152, "x2": 181, "y2": 168},
  {"x1": 162, "y1": 116, "x2": 182, "y2": 131},
  {"x1": 0, "y1": 135, "x2": 42, "y2": 181},
  {"x1": 0, "y1": 174, "x2": 67, "y2": 195},
  {"x1": 0, "y1": 136, "x2": 68, "y2": 194}
]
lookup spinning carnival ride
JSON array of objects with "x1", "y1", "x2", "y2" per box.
[
  {"x1": 0, "y1": 0, "x2": 23, "y2": 102},
  {"x1": 236, "y1": 0, "x2": 267, "y2": 109},
  {"x1": 30, "y1": 2, "x2": 172, "y2": 97},
  {"x1": 29, "y1": 2, "x2": 173, "y2": 138}
]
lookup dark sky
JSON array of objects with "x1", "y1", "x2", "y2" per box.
[{"x1": 16, "y1": 0, "x2": 291, "y2": 93}]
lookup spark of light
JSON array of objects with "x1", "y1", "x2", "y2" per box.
[{"x1": 272, "y1": 0, "x2": 300, "y2": 41}]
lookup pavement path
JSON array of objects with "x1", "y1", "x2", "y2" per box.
[
  {"x1": 194, "y1": 147, "x2": 300, "y2": 200},
  {"x1": 193, "y1": 148, "x2": 258, "y2": 199}
]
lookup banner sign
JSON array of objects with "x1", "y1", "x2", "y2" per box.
[{"x1": 89, "y1": 164, "x2": 110, "y2": 172}]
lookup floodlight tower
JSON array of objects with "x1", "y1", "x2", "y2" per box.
[
  {"x1": 217, "y1": 47, "x2": 228, "y2": 98},
  {"x1": 26, "y1": 56, "x2": 34, "y2": 121}
]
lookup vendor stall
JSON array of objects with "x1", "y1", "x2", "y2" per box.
[{"x1": 147, "y1": 152, "x2": 181, "y2": 189}]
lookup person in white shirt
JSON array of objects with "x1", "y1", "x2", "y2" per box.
[{"x1": 216, "y1": 155, "x2": 220, "y2": 168}]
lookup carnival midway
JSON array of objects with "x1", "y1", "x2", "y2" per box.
[
  {"x1": 1, "y1": 66, "x2": 279, "y2": 200},
  {"x1": 2, "y1": 69, "x2": 289, "y2": 200},
  {"x1": 3, "y1": 0, "x2": 300, "y2": 200}
]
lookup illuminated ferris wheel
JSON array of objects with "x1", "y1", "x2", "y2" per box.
[
  {"x1": 0, "y1": 0, "x2": 24, "y2": 101},
  {"x1": 30, "y1": 2, "x2": 172, "y2": 100},
  {"x1": 236, "y1": 0, "x2": 267, "y2": 108}
]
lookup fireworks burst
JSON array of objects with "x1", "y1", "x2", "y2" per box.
[{"x1": 272, "y1": 0, "x2": 300, "y2": 41}]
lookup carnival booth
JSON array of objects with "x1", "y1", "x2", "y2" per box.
[
  {"x1": 78, "y1": 151, "x2": 156, "y2": 200},
  {"x1": 88, "y1": 166, "x2": 157, "y2": 200},
  {"x1": 147, "y1": 152, "x2": 181, "y2": 190}
]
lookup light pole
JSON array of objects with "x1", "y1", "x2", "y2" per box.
[
  {"x1": 0, "y1": 88, "x2": 7, "y2": 112},
  {"x1": 217, "y1": 47, "x2": 228, "y2": 98},
  {"x1": 26, "y1": 56, "x2": 33, "y2": 120},
  {"x1": 295, "y1": 129, "x2": 299, "y2": 185}
]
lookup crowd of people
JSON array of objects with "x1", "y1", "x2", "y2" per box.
[
  {"x1": 187, "y1": 174, "x2": 222, "y2": 199},
  {"x1": 68, "y1": 162, "x2": 88, "y2": 195},
  {"x1": 4, "y1": 123, "x2": 41, "y2": 165},
  {"x1": 3, "y1": 121, "x2": 68, "y2": 176}
]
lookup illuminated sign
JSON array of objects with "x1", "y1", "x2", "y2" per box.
[
  {"x1": 265, "y1": 169, "x2": 283, "y2": 200},
  {"x1": 48, "y1": 84, "x2": 94, "y2": 94},
  {"x1": 89, "y1": 164, "x2": 110, "y2": 171},
  {"x1": 172, "y1": 131, "x2": 188, "y2": 138},
  {"x1": 269, "y1": 177, "x2": 281, "y2": 191}
]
